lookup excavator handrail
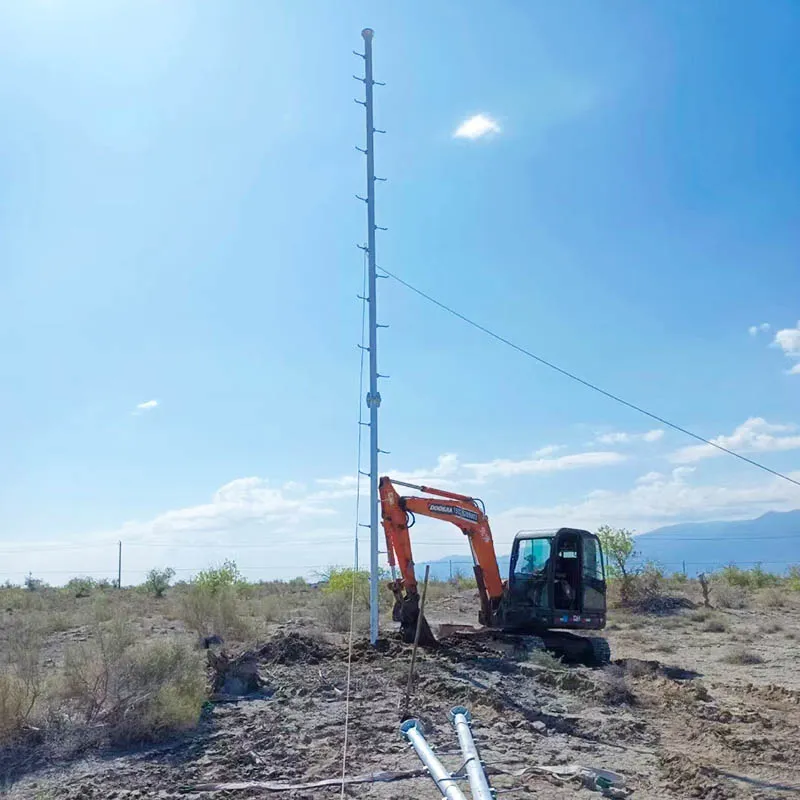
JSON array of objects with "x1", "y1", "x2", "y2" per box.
[{"x1": 388, "y1": 478, "x2": 480, "y2": 505}]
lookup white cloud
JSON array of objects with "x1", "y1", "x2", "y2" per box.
[
  {"x1": 116, "y1": 477, "x2": 335, "y2": 542},
  {"x1": 391, "y1": 453, "x2": 461, "y2": 484},
  {"x1": 771, "y1": 322, "x2": 800, "y2": 376},
  {"x1": 495, "y1": 467, "x2": 800, "y2": 536},
  {"x1": 533, "y1": 444, "x2": 565, "y2": 457},
  {"x1": 773, "y1": 322, "x2": 800, "y2": 356},
  {"x1": 324, "y1": 448, "x2": 625, "y2": 492},
  {"x1": 594, "y1": 429, "x2": 664, "y2": 445},
  {"x1": 464, "y1": 451, "x2": 626, "y2": 483},
  {"x1": 134, "y1": 399, "x2": 158, "y2": 414},
  {"x1": 317, "y1": 454, "x2": 462, "y2": 494},
  {"x1": 748, "y1": 323, "x2": 771, "y2": 336},
  {"x1": 453, "y1": 114, "x2": 500, "y2": 140},
  {"x1": 636, "y1": 471, "x2": 664, "y2": 485},
  {"x1": 671, "y1": 417, "x2": 800, "y2": 463}
]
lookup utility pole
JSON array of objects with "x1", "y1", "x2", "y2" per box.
[
  {"x1": 117, "y1": 540, "x2": 122, "y2": 589},
  {"x1": 355, "y1": 28, "x2": 385, "y2": 645}
]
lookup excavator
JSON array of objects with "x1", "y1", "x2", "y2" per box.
[{"x1": 380, "y1": 476, "x2": 611, "y2": 665}]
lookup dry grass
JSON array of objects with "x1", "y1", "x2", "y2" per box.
[
  {"x1": 660, "y1": 617, "x2": 687, "y2": 630},
  {"x1": 58, "y1": 617, "x2": 205, "y2": 745},
  {"x1": 759, "y1": 621, "x2": 783, "y2": 634},
  {"x1": 650, "y1": 641, "x2": 677, "y2": 654},
  {"x1": 316, "y1": 591, "x2": 354, "y2": 633},
  {"x1": 701, "y1": 617, "x2": 728, "y2": 633},
  {"x1": 712, "y1": 583, "x2": 749, "y2": 609},
  {"x1": 0, "y1": 577, "x2": 321, "y2": 750},
  {"x1": 622, "y1": 630, "x2": 647, "y2": 643},
  {"x1": 757, "y1": 587, "x2": 788, "y2": 609},
  {"x1": 175, "y1": 585, "x2": 253, "y2": 642},
  {"x1": 525, "y1": 649, "x2": 567, "y2": 671},
  {"x1": 721, "y1": 647, "x2": 764, "y2": 666}
]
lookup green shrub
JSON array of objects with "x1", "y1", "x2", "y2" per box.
[
  {"x1": 144, "y1": 567, "x2": 176, "y2": 598},
  {"x1": 720, "y1": 563, "x2": 780, "y2": 590},
  {"x1": 720, "y1": 564, "x2": 751, "y2": 587},
  {"x1": 787, "y1": 566, "x2": 800, "y2": 592},
  {"x1": 320, "y1": 567, "x2": 370, "y2": 605},
  {"x1": 61, "y1": 623, "x2": 205, "y2": 744},
  {"x1": 24, "y1": 573, "x2": 47, "y2": 592},
  {"x1": 194, "y1": 560, "x2": 243, "y2": 593},
  {"x1": 449, "y1": 573, "x2": 478, "y2": 590},
  {"x1": 177, "y1": 584, "x2": 251, "y2": 641},
  {"x1": 749, "y1": 564, "x2": 781, "y2": 589},
  {"x1": 65, "y1": 576, "x2": 97, "y2": 598}
]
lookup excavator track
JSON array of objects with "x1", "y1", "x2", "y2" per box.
[{"x1": 434, "y1": 625, "x2": 611, "y2": 667}]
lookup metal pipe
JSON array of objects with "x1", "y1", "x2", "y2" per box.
[
  {"x1": 400, "y1": 719, "x2": 468, "y2": 800},
  {"x1": 449, "y1": 707, "x2": 493, "y2": 800}
]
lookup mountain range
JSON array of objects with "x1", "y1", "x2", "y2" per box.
[{"x1": 416, "y1": 509, "x2": 800, "y2": 581}]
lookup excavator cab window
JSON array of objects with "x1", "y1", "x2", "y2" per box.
[
  {"x1": 516, "y1": 537, "x2": 551, "y2": 576},
  {"x1": 581, "y1": 534, "x2": 606, "y2": 612},
  {"x1": 553, "y1": 534, "x2": 581, "y2": 610},
  {"x1": 509, "y1": 536, "x2": 552, "y2": 609},
  {"x1": 551, "y1": 530, "x2": 606, "y2": 614}
]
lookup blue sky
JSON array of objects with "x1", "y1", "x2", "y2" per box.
[{"x1": 1, "y1": 1, "x2": 798, "y2": 583}]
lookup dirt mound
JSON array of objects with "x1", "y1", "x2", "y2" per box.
[
  {"x1": 257, "y1": 629, "x2": 336, "y2": 665},
  {"x1": 616, "y1": 657, "x2": 701, "y2": 683},
  {"x1": 659, "y1": 754, "x2": 732, "y2": 799},
  {"x1": 742, "y1": 682, "x2": 800, "y2": 707},
  {"x1": 631, "y1": 594, "x2": 695, "y2": 615}
]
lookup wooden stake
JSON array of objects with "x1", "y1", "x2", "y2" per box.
[{"x1": 401, "y1": 564, "x2": 430, "y2": 720}]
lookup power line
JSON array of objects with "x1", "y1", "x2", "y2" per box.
[
  {"x1": 382, "y1": 268, "x2": 800, "y2": 490},
  {"x1": 1, "y1": 532, "x2": 797, "y2": 559}
]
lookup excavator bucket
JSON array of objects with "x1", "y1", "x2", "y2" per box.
[{"x1": 390, "y1": 582, "x2": 437, "y2": 647}]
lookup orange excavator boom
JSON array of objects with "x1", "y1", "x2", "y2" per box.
[{"x1": 379, "y1": 476, "x2": 504, "y2": 635}]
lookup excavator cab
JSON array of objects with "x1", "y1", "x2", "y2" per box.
[{"x1": 502, "y1": 528, "x2": 606, "y2": 632}]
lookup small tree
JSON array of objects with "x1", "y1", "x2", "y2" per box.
[
  {"x1": 144, "y1": 567, "x2": 176, "y2": 598},
  {"x1": 597, "y1": 525, "x2": 638, "y2": 605},
  {"x1": 596, "y1": 526, "x2": 637, "y2": 579}
]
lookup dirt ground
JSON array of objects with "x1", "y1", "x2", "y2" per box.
[{"x1": 3, "y1": 588, "x2": 800, "y2": 800}]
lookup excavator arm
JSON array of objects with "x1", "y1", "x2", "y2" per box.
[{"x1": 379, "y1": 476, "x2": 504, "y2": 642}]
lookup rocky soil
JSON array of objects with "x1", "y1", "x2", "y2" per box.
[{"x1": 4, "y1": 593, "x2": 800, "y2": 800}]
